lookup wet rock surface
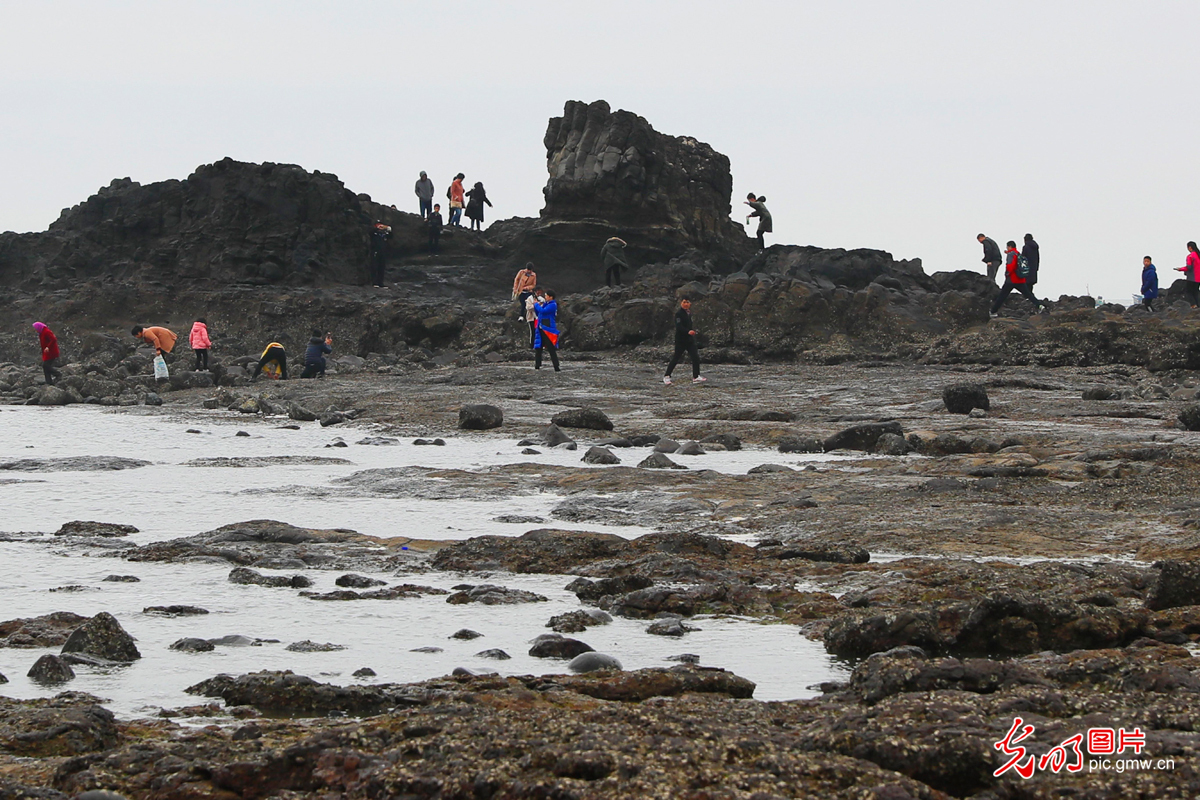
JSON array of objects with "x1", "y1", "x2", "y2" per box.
[
  {"x1": 0, "y1": 612, "x2": 89, "y2": 648},
  {"x1": 59, "y1": 612, "x2": 140, "y2": 663}
]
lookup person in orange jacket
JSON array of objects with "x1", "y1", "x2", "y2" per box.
[
  {"x1": 446, "y1": 173, "x2": 465, "y2": 227},
  {"x1": 132, "y1": 325, "x2": 178, "y2": 358}
]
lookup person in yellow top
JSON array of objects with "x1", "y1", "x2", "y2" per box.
[
  {"x1": 251, "y1": 340, "x2": 288, "y2": 380},
  {"x1": 131, "y1": 325, "x2": 178, "y2": 357}
]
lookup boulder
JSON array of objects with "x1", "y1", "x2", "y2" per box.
[
  {"x1": 942, "y1": 383, "x2": 990, "y2": 414},
  {"x1": 542, "y1": 423, "x2": 574, "y2": 447},
  {"x1": 653, "y1": 438, "x2": 681, "y2": 453},
  {"x1": 143, "y1": 605, "x2": 209, "y2": 616},
  {"x1": 874, "y1": 433, "x2": 909, "y2": 455},
  {"x1": 646, "y1": 617, "x2": 697, "y2": 637},
  {"x1": 1180, "y1": 404, "x2": 1200, "y2": 431},
  {"x1": 335, "y1": 573, "x2": 387, "y2": 589},
  {"x1": 1083, "y1": 385, "x2": 1116, "y2": 401},
  {"x1": 638, "y1": 453, "x2": 687, "y2": 469},
  {"x1": 458, "y1": 404, "x2": 503, "y2": 430},
  {"x1": 451, "y1": 629, "x2": 483, "y2": 640},
  {"x1": 677, "y1": 441, "x2": 705, "y2": 456},
  {"x1": 228, "y1": 567, "x2": 312, "y2": 588},
  {"x1": 824, "y1": 421, "x2": 904, "y2": 452},
  {"x1": 551, "y1": 407, "x2": 613, "y2": 431},
  {"x1": 37, "y1": 386, "x2": 73, "y2": 406},
  {"x1": 169, "y1": 637, "x2": 216, "y2": 653},
  {"x1": 59, "y1": 612, "x2": 140, "y2": 662},
  {"x1": 26, "y1": 654, "x2": 75, "y2": 684},
  {"x1": 54, "y1": 520, "x2": 139, "y2": 537},
  {"x1": 288, "y1": 403, "x2": 318, "y2": 422},
  {"x1": 1147, "y1": 560, "x2": 1200, "y2": 610},
  {"x1": 778, "y1": 437, "x2": 824, "y2": 454},
  {"x1": 699, "y1": 433, "x2": 741, "y2": 451},
  {"x1": 582, "y1": 446, "x2": 620, "y2": 465},
  {"x1": 475, "y1": 649, "x2": 511, "y2": 660},
  {"x1": 446, "y1": 585, "x2": 548, "y2": 605},
  {"x1": 567, "y1": 652, "x2": 623, "y2": 673},
  {"x1": 529, "y1": 634, "x2": 595, "y2": 659}
]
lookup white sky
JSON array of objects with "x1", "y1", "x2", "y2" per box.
[{"x1": 3, "y1": 0, "x2": 1199, "y2": 303}]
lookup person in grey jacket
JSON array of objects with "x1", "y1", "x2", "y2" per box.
[
  {"x1": 601, "y1": 237, "x2": 629, "y2": 287},
  {"x1": 977, "y1": 233, "x2": 1002, "y2": 283},
  {"x1": 414, "y1": 171, "x2": 435, "y2": 219},
  {"x1": 745, "y1": 194, "x2": 772, "y2": 250}
]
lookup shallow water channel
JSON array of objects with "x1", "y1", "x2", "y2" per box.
[{"x1": 0, "y1": 406, "x2": 851, "y2": 717}]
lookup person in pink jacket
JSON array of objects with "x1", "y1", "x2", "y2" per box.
[
  {"x1": 189, "y1": 318, "x2": 211, "y2": 371},
  {"x1": 1176, "y1": 242, "x2": 1200, "y2": 308}
]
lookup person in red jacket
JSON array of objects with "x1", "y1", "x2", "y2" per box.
[
  {"x1": 990, "y1": 240, "x2": 1046, "y2": 317},
  {"x1": 32, "y1": 322, "x2": 61, "y2": 385}
]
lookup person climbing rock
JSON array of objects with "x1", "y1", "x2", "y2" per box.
[
  {"x1": 428, "y1": 204, "x2": 444, "y2": 253},
  {"x1": 32, "y1": 322, "x2": 61, "y2": 385},
  {"x1": 977, "y1": 233, "x2": 1002, "y2": 283},
  {"x1": 601, "y1": 237, "x2": 629, "y2": 287},
  {"x1": 132, "y1": 325, "x2": 177, "y2": 358},
  {"x1": 533, "y1": 289, "x2": 560, "y2": 372},
  {"x1": 745, "y1": 194, "x2": 772, "y2": 251},
  {"x1": 446, "y1": 173, "x2": 465, "y2": 227},
  {"x1": 464, "y1": 182, "x2": 492, "y2": 232},
  {"x1": 301, "y1": 329, "x2": 333, "y2": 378},
  {"x1": 414, "y1": 171, "x2": 435, "y2": 219},
  {"x1": 663, "y1": 298, "x2": 705, "y2": 385},
  {"x1": 1021, "y1": 233, "x2": 1048, "y2": 311},
  {"x1": 1141, "y1": 256, "x2": 1159, "y2": 311},
  {"x1": 189, "y1": 318, "x2": 211, "y2": 370},
  {"x1": 251, "y1": 339, "x2": 288, "y2": 380},
  {"x1": 369, "y1": 222, "x2": 392, "y2": 287},
  {"x1": 990, "y1": 241, "x2": 1046, "y2": 317}
]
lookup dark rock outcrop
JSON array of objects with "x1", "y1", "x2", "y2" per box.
[
  {"x1": 54, "y1": 520, "x2": 139, "y2": 537},
  {"x1": 528, "y1": 634, "x2": 594, "y2": 659},
  {"x1": 458, "y1": 404, "x2": 503, "y2": 430},
  {"x1": 824, "y1": 421, "x2": 904, "y2": 452},
  {"x1": 942, "y1": 383, "x2": 990, "y2": 414},
  {"x1": 26, "y1": 654, "x2": 75, "y2": 684},
  {"x1": 59, "y1": 612, "x2": 140, "y2": 662},
  {"x1": 0, "y1": 612, "x2": 88, "y2": 648},
  {"x1": 551, "y1": 406, "x2": 613, "y2": 431},
  {"x1": 1147, "y1": 560, "x2": 1200, "y2": 610}
]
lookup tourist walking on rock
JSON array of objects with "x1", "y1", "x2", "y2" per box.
[
  {"x1": 32, "y1": 322, "x2": 61, "y2": 385},
  {"x1": 132, "y1": 325, "x2": 178, "y2": 358},
  {"x1": 251, "y1": 339, "x2": 288, "y2": 380},
  {"x1": 447, "y1": 173, "x2": 465, "y2": 227},
  {"x1": 428, "y1": 204, "x2": 444, "y2": 253},
  {"x1": 664, "y1": 298, "x2": 705, "y2": 385},
  {"x1": 990, "y1": 240, "x2": 1046, "y2": 317},
  {"x1": 301, "y1": 330, "x2": 333, "y2": 378},
  {"x1": 977, "y1": 233, "x2": 1002, "y2": 283},
  {"x1": 464, "y1": 182, "x2": 492, "y2": 232},
  {"x1": 601, "y1": 237, "x2": 629, "y2": 287},
  {"x1": 1021, "y1": 233, "x2": 1049, "y2": 311},
  {"x1": 745, "y1": 194, "x2": 772, "y2": 251},
  {"x1": 533, "y1": 289, "x2": 561, "y2": 371},
  {"x1": 369, "y1": 222, "x2": 392, "y2": 287},
  {"x1": 1177, "y1": 242, "x2": 1200, "y2": 308},
  {"x1": 1141, "y1": 257, "x2": 1159, "y2": 311},
  {"x1": 189, "y1": 318, "x2": 211, "y2": 371},
  {"x1": 414, "y1": 171, "x2": 435, "y2": 220}
]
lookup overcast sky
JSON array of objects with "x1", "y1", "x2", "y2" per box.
[{"x1": 4, "y1": 1, "x2": 1199, "y2": 303}]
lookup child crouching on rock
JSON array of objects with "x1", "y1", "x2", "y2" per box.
[{"x1": 302, "y1": 330, "x2": 333, "y2": 378}]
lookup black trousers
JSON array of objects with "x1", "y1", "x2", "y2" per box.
[
  {"x1": 527, "y1": 321, "x2": 537, "y2": 348},
  {"x1": 991, "y1": 281, "x2": 1041, "y2": 314},
  {"x1": 370, "y1": 248, "x2": 386, "y2": 286},
  {"x1": 42, "y1": 358, "x2": 61, "y2": 385},
  {"x1": 535, "y1": 341, "x2": 560, "y2": 371},
  {"x1": 1143, "y1": 297, "x2": 1155, "y2": 311},
  {"x1": 301, "y1": 358, "x2": 326, "y2": 379},
  {"x1": 605, "y1": 264, "x2": 621, "y2": 286},
  {"x1": 252, "y1": 347, "x2": 287, "y2": 379},
  {"x1": 666, "y1": 336, "x2": 700, "y2": 379},
  {"x1": 1186, "y1": 281, "x2": 1200, "y2": 308},
  {"x1": 428, "y1": 229, "x2": 441, "y2": 253},
  {"x1": 756, "y1": 232, "x2": 765, "y2": 250},
  {"x1": 193, "y1": 349, "x2": 208, "y2": 370}
]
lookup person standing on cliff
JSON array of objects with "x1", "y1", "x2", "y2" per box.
[
  {"x1": 32, "y1": 322, "x2": 61, "y2": 385},
  {"x1": 132, "y1": 325, "x2": 178, "y2": 359},
  {"x1": 601, "y1": 237, "x2": 629, "y2": 287},
  {"x1": 446, "y1": 173, "x2": 465, "y2": 227},
  {"x1": 977, "y1": 233, "x2": 1002, "y2": 283},
  {"x1": 414, "y1": 171, "x2": 435, "y2": 220},
  {"x1": 745, "y1": 194, "x2": 772, "y2": 251},
  {"x1": 428, "y1": 204, "x2": 444, "y2": 253},
  {"x1": 464, "y1": 182, "x2": 492, "y2": 232},
  {"x1": 1140, "y1": 257, "x2": 1159, "y2": 311},
  {"x1": 1176, "y1": 241, "x2": 1200, "y2": 308},
  {"x1": 369, "y1": 221, "x2": 391, "y2": 287},
  {"x1": 663, "y1": 298, "x2": 705, "y2": 385}
]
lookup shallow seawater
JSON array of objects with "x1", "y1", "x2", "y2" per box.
[{"x1": 0, "y1": 405, "x2": 850, "y2": 716}]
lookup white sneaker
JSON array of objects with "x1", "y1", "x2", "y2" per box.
[
  {"x1": 693, "y1": 376, "x2": 707, "y2": 383},
  {"x1": 989, "y1": 312, "x2": 999, "y2": 318},
  {"x1": 663, "y1": 376, "x2": 672, "y2": 385}
]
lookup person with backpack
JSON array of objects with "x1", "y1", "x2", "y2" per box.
[
  {"x1": 977, "y1": 233, "x2": 1002, "y2": 283},
  {"x1": 32, "y1": 322, "x2": 61, "y2": 385},
  {"x1": 1176, "y1": 241, "x2": 1200, "y2": 308},
  {"x1": 1141, "y1": 256, "x2": 1159, "y2": 311},
  {"x1": 990, "y1": 240, "x2": 1047, "y2": 317},
  {"x1": 663, "y1": 298, "x2": 705, "y2": 385},
  {"x1": 601, "y1": 237, "x2": 629, "y2": 287},
  {"x1": 532, "y1": 289, "x2": 561, "y2": 371},
  {"x1": 301, "y1": 330, "x2": 333, "y2": 378}
]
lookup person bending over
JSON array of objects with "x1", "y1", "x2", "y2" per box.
[{"x1": 251, "y1": 340, "x2": 288, "y2": 380}]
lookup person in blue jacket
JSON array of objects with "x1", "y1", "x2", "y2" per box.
[
  {"x1": 301, "y1": 329, "x2": 333, "y2": 378},
  {"x1": 1141, "y1": 256, "x2": 1159, "y2": 312},
  {"x1": 532, "y1": 289, "x2": 561, "y2": 371}
]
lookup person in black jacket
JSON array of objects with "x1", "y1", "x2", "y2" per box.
[
  {"x1": 1021, "y1": 233, "x2": 1049, "y2": 311},
  {"x1": 301, "y1": 330, "x2": 333, "y2": 378},
  {"x1": 464, "y1": 182, "x2": 492, "y2": 231},
  {"x1": 977, "y1": 233, "x2": 1002, "y2": 283},
  {"x1": 369, "y1": 222, "x2": 392, "y2": 287},
  {"x1": 663, "y1": 298, "x2": 706, "y2": 385},
  {"x1": 428, "y1": 204, "x2": 444, "y2": 253}
]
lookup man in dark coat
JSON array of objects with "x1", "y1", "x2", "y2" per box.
[
  {"x1": 745, "y1": 194, "x2": 772, "y2": 250},
  {"x1": 428, "y1": 204, "x2": 444, "y2": 253},
  {"x1": 369, "y1": 222, "x2": 391, "y2": 287},
  {"x1": 663, "y1": 298, "x2": 706, "y2": 384},
  {"x1": 977, "y1": 233, "x2": 1002, "y2": 283},
  {"x1": 1022, "y1": 233, "x2": 1048, "y2": 311},
  {"x1": 601, "y1": 237, "x2": 629, "y2": 287}
]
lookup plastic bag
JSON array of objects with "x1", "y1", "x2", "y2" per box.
[{"x1": 153, "y1": 355, "x2": 169, "y2": 381}]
